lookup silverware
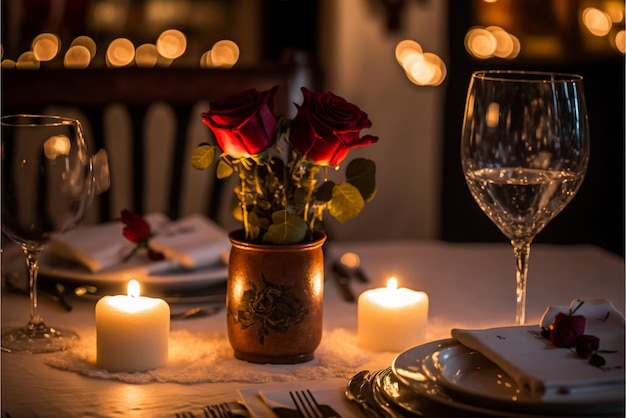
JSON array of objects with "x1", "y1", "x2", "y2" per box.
[
  {"x1": 3, "y1": 269, "x2": 73, "y2": 312},
  {"x1": 170, "y1": 305, "x2": 222, "y2": 320},
  {"x1": 331, "y1": 261, "x2": 355, "y2": 302},
  {"x1": 203, "y1": 402, "x2": 230, "y2": 418},
  {"x1": 175, "y1": 412, "x2": 195, "y2": 418},
  {"x1": 289, "y1": 390, "x2": 342, "y2": 418},
  {"x1": 345, "y1": 371, "x2": 386, "y2": 417},
  {"x1": 339, "y1": 252, "x2": 369, "y2": 283}
]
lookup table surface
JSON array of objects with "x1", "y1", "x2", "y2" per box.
[{"x1": 2, "y1": 240, "x2": 624, "y2": 417}]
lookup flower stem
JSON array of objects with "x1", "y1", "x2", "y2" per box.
[{"x1": 237, "y1": 162, "x2": 251, "y2": 240}]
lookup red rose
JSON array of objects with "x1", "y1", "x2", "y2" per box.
[
  {"x1": 575, "y1": 335, "x2": 600, "y2": 359},
  {"x1": 290, "y1": 87, "x2": 378, "y2": 166},
  {"x1": 550, "y1": 312, "x2": 586, "y2": 347},
  {"x1": 202, "y1": 86, "x2": 279, "y2": 158},
  {"x1": 120, "y1": 209, "x2": 151, "y2": 243}
]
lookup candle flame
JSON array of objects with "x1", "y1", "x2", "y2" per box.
[
  {"x1": 386, "y1": 277, "x2": 398, "y2": 291},
  {"x1": 127, "y1": 280, "x2": 140, "y2": 298}
]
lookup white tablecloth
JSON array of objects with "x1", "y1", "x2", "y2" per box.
[{"x1": 2, "y1": 240, "x2": 624, "y2": 417}]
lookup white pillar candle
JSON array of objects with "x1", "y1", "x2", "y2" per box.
[
  {"x1": 96, "y1": 280, "x2": 170, "y2": 372},
  {"x1": 357, "y1": 277, "x2": 429, "y2": 352}
]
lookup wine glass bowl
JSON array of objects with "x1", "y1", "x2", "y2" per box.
[
  {"x1": 1, "y1": 114, "x2": 95, "y2": 353},
  {"x1": 461, "y1": 71, "x2": 590, "y2": 325}
]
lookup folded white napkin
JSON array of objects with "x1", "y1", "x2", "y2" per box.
[
  {"x1": 149, "y1": 214, "x2": 230, "y2": 269},
  {"x1": 451, "y1": 298, "x2": 625, "y2": 400},
  {"x1": 47, "y1": 213, "x2": 229, "y2": 273}
]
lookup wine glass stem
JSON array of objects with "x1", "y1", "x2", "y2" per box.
[
  {"x1": 512, "y1": 240, "x2": 531, "y2": 326},
  {"x1": 24, "y1": 249, "x2": 44, "y2": 325}
]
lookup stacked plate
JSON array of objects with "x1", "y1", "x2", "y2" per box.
[{"x1": 346, "y1": 339, "x2": 625, "y2": 417}]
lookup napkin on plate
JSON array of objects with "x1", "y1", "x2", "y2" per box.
[
  {"x1": 47, "y1": 213, "x2": 229, "y2": 273},
  {"x1": 451, "y1": 298, "x2": 625, "y2": 400}
]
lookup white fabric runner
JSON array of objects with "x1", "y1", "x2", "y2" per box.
[{"x1": 45, "y1": 328, "x2": 371, "y2": 385}]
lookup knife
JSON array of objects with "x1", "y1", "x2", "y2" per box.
[{"x1": 332, "y1": 261, "x2": 355, "y2": 302}]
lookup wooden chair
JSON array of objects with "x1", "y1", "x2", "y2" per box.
[{"x1": 2, "y1": 53, "x2": 310, "y2": 227}]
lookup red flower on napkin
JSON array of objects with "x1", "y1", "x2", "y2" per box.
[
  {"x1": 543, "y1": 300, "x2": 614, "y2": 367},
  {"x1": 120, "y1": 209, "x2": 164, "y2": 261},
  {"x1": 550, "y1": 312, "x2": 586, "y2": 348}
]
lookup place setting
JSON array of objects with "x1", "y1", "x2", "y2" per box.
[{"x1": 347, "y1": 297, "x2": 625, "y2": 417}]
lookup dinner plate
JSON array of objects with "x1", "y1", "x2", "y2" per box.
[
  {"x1": 38, "y1": 251, "x2": 228, "y2": 297},
  {"x1": 392, "y1": 339, "x2": 625, "y2": 416},
  {"x1": 371, "y1": 368, "x2": 575, "y2": 418}
]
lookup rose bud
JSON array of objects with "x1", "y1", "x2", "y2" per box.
[
  {"x1": 120, "y1": 209, "x2": 151, "y2": 243},
  {"x1": 575, "y1": 334, "x2": 600, "y2": 359},
  {"x1": 550, "y1": 312, "x2": 586, "y2": 347}
]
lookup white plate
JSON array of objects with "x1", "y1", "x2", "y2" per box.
[
  {"x1": 38, "y1": 252, "x2": 228, "y2": 293},
  {"x1": 372, "y1": 368, "x2": 577, "y2": 418},
  {"x1": 392, "y1": 339, "x2": 624, "y2": 416}
]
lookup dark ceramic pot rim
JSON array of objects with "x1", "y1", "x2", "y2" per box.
[{"x1": 228, "y1": 229, "x2": 326, "y2": 251}]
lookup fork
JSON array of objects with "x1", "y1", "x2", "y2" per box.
[
  {"x1": 289, "y1": 390, "x2": 342, "y2": 418},
  {"x1": 175, "y1": 412, "x2": 195, "y2": 418},
  {"x1": 203, "y1": 402, "x2": 231, "y2": 418}
]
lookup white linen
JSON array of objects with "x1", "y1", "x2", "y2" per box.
[
  {"x1": 2, "y1": 241, "x2": 624, "y2": 418},
  {"x1": 47, "y1": 213, "x2": 229, "y2": 273},
  {"x1": 149, "y1": 214, "x2": 230, "y2": 269},
  {"x1": 451, "y1": 298, "x2": 625, "y2": 400}
]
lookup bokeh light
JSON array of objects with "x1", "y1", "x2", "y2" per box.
[
  {"x1": 64, "y1": 45, "x2": 92, "y2": 68},
  {"x1": 209, "y1": 40, "x2": 240, "y2": 68},
  {"x1": 106, "y1": 38, "x2": 135, "y2": 67},
  {"x1": 615, "y1": 30, "x2": 625, "y2": 54},
  {"x1": 582, "y1": 7, "x2": 613, "y2": 37},
  {"x1": 396, "y1": 39, "x2": 446, "y2": 86},
  {"x1": 71, "y1": 36, "x2": 97, "y2": 59},
  {"x1": 32, "y1": 33, "x2": 61, "y2": 62},
  {"x1": 395, "y1": 40, "x2": 423, "y2": 65},
  {"x1": 464, "y1": 26, "x2": 519, "y2": 59},
  {"x1": 136, "y1": 44, "x2": 159, "y2": 67},
  {"x1": 156, "y1": 29, "x2": 187, "y2": 60},
  {"x1": 16, "y1": 51, "x2": 40, "y2": 69}
]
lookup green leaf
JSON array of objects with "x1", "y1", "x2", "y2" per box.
[
  {"x1": 262, "y1": 210, "x2": 308, "y2": 244},
  {"x1": 329, "y1": 182, "x2": 365, "y2": 223},
  {"x1": 346, "y1": 158, "x2": 376, "y2": 202},
  {"x1": 216, "y1": 159, "x2": 234, "y2": 178},
  {"x1": 190, "y1": 144, "x2": 216, "y2": 170},
  {"x1": 316, "y1": 181, "x2": 335, "y2": 203}
]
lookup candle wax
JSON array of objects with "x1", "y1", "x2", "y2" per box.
[
  {"x1": 357, "y1": 284, "x2": 428, "y2": 352},
  {"x1": 96, "y1": 292, "x2": 170, "y2": 372}
]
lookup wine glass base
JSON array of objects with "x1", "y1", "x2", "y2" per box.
[{"x1": 1, "y1": 322, "x2": 79, "y2": 354}]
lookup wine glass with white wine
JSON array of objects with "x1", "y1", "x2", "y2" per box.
[
  {"x1": 461, "y1": 71, "x2": 590, "y2": 325},
  {"x1": 1, "y1": 114, "x2": 95, "y2": 353}
]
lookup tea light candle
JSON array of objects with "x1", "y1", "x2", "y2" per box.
[
  {"x1": 357, "y1": 277, "x2": 428, "y2": 352},
  {"x1": 96, "y1": 280, "x2": 170, "y2": 372}
]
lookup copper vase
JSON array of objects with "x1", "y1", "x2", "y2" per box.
[{"x1": 226, "y1": 230, "x2": 326, "y2": 364}]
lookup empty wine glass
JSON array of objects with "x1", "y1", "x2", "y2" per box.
[
  {"x1": 461, "y1": 71, "x2": 590, "y2": 325},
  {"x1": 1, "y1": 114, "x2": 95, "y2": 353}
]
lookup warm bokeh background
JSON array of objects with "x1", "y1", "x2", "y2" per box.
[{"x1": 2, "y1": 0, "x2": 624, "y2": 256}]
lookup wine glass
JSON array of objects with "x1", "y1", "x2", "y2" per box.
[
  {"x1": 1, "y1": 114, "x2": 95, "y2": 353},
  {"x1": 461, "y1": 71, "x2": 590, "y2": 325}
]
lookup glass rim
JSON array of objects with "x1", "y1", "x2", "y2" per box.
[
  {"x1": 472, "y1": 70, "x2": 583, "y2": 83},
  {"x1": 0, "y1": 114, "x2": 79, "y2": 127}
]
